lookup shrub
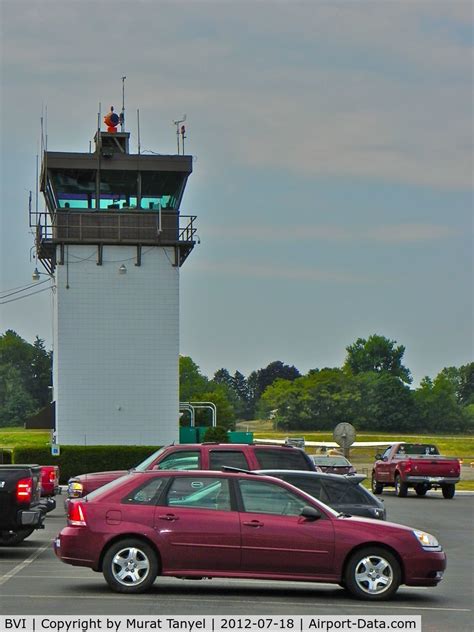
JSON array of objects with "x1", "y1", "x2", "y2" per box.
[
  {"x1": 203, "y1": 426, "x2": 229, "y2": 443},
  {"x1": 12, "y1": 445, "x2": 160, "y2": 484},
  {"x1": 0, "y1": 449, "x2": 12, "y2": 464}
]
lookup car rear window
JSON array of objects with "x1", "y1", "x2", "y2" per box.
[
  {"x1": 254, "y1": 448, "x2": 312, "y2": 470},
  {"x1": 321, "y1": 479, "x2": 374, "y2": 505},
  {"x1": 209, "y1": 450, "x2": 249, "y2": 470}
]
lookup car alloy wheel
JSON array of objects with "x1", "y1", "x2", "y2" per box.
[
  {"x1": 345, "y1": 547, "x2": 400, "y2": 600},
  {"x1": 103, "y1": 538, "x2": 158, "y2": 593}
]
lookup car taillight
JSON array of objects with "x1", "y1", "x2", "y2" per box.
[
  {"x1": 49, "y1": 470, "x2": 57, "y2": 483},
  {"x1": 68, "y1": 502, "x2": 86, "y2": 527},
  {"x1": 401, "y1": 460, "x2": 412, "y2": 473},
  {"x1": 16, "y1": 477, "x2": 32, "y2": 503}
]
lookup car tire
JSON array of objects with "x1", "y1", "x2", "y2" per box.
[
  {"x1": 0, "y1": 528, "x2": 35, "y2": 546},
  {"x1": 344, "y1": 547, "x2": 401, "y2": 601},
  {"x1": 103, "y1": 538, "x2": 158, "y2": 593},
  {"x1": 394, "y1": 475, "x2": 408, "y2": 498},
  {"x1": 414, "y1": 484, "x2": 427, "y2": 497},
  {"x1": 371, "y1": 474, "x2": 383, "y2": 495},
  {"x1": 442, "y1": 484, "x2": 455, "y2": 499}
]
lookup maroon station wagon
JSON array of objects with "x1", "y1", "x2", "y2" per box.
[{"x1": 54, "y1": 471, "x2": 446, "y2": 600}]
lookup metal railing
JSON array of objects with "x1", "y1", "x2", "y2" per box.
[{"x1": 33, "y1": 210, "x2": 197, "y2": 247}]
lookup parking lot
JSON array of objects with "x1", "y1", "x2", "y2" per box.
[{"x1": 0, "y1": 492, "x2": 472, "y2": 632}]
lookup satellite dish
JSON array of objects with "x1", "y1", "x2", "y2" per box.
[{"x1": 333, "y1": 423, "x2": 356, "y2": 451}]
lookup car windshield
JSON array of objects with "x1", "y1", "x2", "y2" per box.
[
  {"x1": 312, "y1": 457, "x2": 350, "y2": 466},
  {"x1": 134, "y1": 447, "x2": 167, "y2": 472}
]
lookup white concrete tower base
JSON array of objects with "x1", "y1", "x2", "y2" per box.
[{"x1": 53, "y1": 244, "x2": 179, "y2": 446}]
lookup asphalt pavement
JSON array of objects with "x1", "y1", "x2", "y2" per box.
[{"x1": 0, "y1": 491, "x2": 472, "y2": 632}]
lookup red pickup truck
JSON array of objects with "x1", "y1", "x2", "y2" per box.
[
  {"x1": 40, "y1": 465, "x2": 60, "y2": 497},
  {"x1": 371, "y1": 443, "x2": 461, "y2": 499}
]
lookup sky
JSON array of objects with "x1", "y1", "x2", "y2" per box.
[{"x1": 0, "y1": 1, "x2": 472, "y2": 387}]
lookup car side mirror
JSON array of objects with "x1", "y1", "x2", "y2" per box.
[
  {"x1": 301, "y1": 506, "x2": 321, "y2": 521},
  {"x1": 375, "y1": 453, "x2": 382, "y2": 460}
]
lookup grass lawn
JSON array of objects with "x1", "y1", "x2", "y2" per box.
[{"x1": 0, "y1": 427, "x2": 51, "y2": 449}]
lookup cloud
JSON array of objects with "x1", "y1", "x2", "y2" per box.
[
  {"x1": 1, "y1": 1, "x2": 471, "y2": 189},
  {"x1": 192, "y1": 260, "x2": 368, "y2": 284},
  {"x1": 205, "y1": 223, "x2": 460, "y2": 244}
]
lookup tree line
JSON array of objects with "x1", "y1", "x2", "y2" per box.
[{"x1": 1, "y1": 330, "x2": 473, "y2": 433}]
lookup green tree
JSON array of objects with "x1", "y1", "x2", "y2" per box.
[
  {"x1": 260, "y1": 368, "x2": 362, "y2": 431},
  {"x1": 0, "y1": 330, "x2": 52, "y2": 427},
  {"x1": 179, "y1": 356, "x2": 209, "y2": 401},
  {"x1": 248, "y1": 361, "x2": 301, "y2": 418},
  {"x1": 440, "y1": 364, "x2": 474, "y2": 406},
  {"x1": 180, "y1": 357, "x2": 236, "y2": 431},
  {"x1": 413, "y1": 374, "x2": 465, "y2": 432},
  {"x1": 356, "y1": 372, "x2": 416, "y2": 432},
  {"x1": 344, "y1": 334, "x2": 411, "y2": 383}
]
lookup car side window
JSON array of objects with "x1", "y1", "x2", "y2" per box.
[
  {"x1": 254, "y1": 448, "x2": 311, "y2": 470},
  {"x1": 165, "y1": 477, "x2": 232, "y2": 511},
  {"x1": 209, "y1": 450, "x2": 249, "y2": 470},
  {"x1": 122, "y1": 477, "x2": 169, "y2": 505},
  {"x1": 239, "y1": 480, "x2": 308, "y2": 516},
  {"x1": 154, "y1": 451, "x2": 201, "y2": 470}
]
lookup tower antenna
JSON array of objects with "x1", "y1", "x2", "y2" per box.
[
  {"x1": 137, "y1": 109, "x2": 141, "y2": 155},
  {"x1": 121, "y1": 76, "x2": 126, "y2": 131},
  {"x1": 173, "y1": 114, "x2": 186, "y2": 154}
]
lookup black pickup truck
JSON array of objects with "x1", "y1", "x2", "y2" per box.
[{"x1": 0, "y1": 465, "x2": 56, "y2": 545}]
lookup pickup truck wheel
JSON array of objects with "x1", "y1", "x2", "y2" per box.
[
  {"x1": 415, "y1": 484, "x2": 427, "y2": 497},
  {"x1": 103, "y1": 539, "x2": 158, "y2": 593},
  {"x1": 442, "y1": 484, "x2": 455, "y2": 499},
  {"x1": 344, "y1": 547, "x2": 401, "y2": 600},
  {"x1": 0, "y1": 528, "x2": 35, "y2": 546},
  {"x1": 371, "y1": 475, "x2": 383, "y2": 495},
  {"x1": 394, "y1": 475, "x2": 408, "y2": 498}
]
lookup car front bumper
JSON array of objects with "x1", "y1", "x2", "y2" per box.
[{"x1": 403, "y1": 549, "x2": 447, "y2": 586}]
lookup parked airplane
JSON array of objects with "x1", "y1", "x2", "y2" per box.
[{"x1": 254, "y1": 438, "x2": 402, "y2": 449}]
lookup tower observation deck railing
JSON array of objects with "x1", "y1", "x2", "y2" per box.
[{"x1": 32, "y1": 209, "x2": 197, "y2": 271}]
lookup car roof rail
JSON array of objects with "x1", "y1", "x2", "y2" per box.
[{"x1": 221, "y1": 466, "x2": 256, "y2": 475}]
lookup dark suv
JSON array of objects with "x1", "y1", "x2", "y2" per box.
[{"x1": 67, "y1": 443, "x2": 316, "y2": 500}]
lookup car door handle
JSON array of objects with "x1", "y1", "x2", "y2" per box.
[
  {"x1": 158, "y1": 513, "x2": 179, "y2": 521},
  {"x1": 243, "y1": 520, "x2": 264, "y2": 528}
]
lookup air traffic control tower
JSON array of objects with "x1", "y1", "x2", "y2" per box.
[{"x1": 32, "y1": 110, "x2": 196, "y2": 446}]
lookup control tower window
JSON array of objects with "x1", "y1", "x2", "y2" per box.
[
  {"x1": 99, "y1": 170, "x2": 138, "y2": 209},
  {"x1": 49, "y1": 169, "x2": 96, "y2": 209},
  {"x1": 140, "y1": 172, "x2": 184, "y2": 211}
]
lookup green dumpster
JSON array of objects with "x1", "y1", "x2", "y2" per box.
[
  {"x1": 227, "y1": 431, "x2": 254, "y2": 444},
  {"x1": 179, "y1": 427, "x2": 198, "y2": 444}
]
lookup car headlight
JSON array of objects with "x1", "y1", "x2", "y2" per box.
[
  {"x1": 67, "y1": 481, "x2": 84, "y2": 498},
  {"x1": 413, "y1": 529, "x2": 441, "y2": 551}
]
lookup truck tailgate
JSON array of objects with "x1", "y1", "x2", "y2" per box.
[{"x1": 405, "y1": 457, "x2": 459, "y2": 477}]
